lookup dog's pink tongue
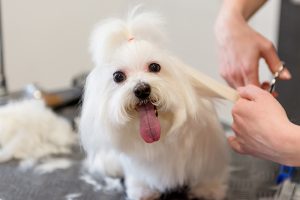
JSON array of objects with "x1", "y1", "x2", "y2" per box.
[{"x1": 138, "y1": 102, "x2": 161, "y2": 143}]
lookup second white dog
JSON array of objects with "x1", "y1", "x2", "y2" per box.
[{"x1": 80, "y1": 9, "x2": 229, "y2": 200}]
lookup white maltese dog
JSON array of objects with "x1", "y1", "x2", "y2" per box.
[
  {"x1": 0, "y1": 100, "x2": 75, "y2": 163},
  {"x1": 80, "y1": 9, "x2": 229, "y2": 200}
]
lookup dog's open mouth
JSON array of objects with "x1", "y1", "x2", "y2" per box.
[{"x1": 137, "y1": 101, "x2": 161, "y2": 143}]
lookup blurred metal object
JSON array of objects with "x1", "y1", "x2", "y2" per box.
[
  {"x1": 0, "y1": 76, "x2": 6, "y2": 96},
  {"x1": 269, "y1": 63, "x2": 285, "y2": 93},
  {"x1": 24, "y1": 84, "x2": 43, "y2": 99},
  {"x1": 0, "y1": 84, "x2": 43, "y2": 105},
  {"x1": 0, "y1": 0, "x2": 7, "y2": 97},
  {"x1": 0, "y1": 84, "x2": 82, "y2": 109},
  {"x1": 274, "y1": 180, "x2": 300, "y2": 200}
]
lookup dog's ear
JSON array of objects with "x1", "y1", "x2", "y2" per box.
[
  {"x1": 90, "y1": 7, "x2": 167, "y2": 67},
  {"x1": 174, "y1": 58, "x2": 239, "y2": 102},
  {"x1": 90, "y1": 18, "x2": 128, "y2": 67}
]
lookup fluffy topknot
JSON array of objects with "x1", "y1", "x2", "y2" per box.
[{"x1": 90, "y1": 6, "x2": 167, "y2": 67}]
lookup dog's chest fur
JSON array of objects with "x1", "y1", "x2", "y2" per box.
[{"x1": 111, "y1": 100, "x2": 228, "y2": 191}]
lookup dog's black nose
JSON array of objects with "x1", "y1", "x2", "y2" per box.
[{"x1": 134, "y1": 82, "x2": 151, "y2": 100}]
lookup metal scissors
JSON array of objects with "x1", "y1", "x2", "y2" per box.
[{"x1": 269, "y1": 63, "x2": 285, "y2": 93}]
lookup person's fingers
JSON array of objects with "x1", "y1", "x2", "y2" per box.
[
  {"x1": 224, "y1": 79, "x2": 238, "y2": 89},
  {"x1": 261, "y1": 81, "x2": 270, "y2": 90},
  {"x1": 237, "y1": 85, "x2": 263, "y2": 101},
  {"x1": 260, "y1": 41, "x2": 291, "y2": 80},
  {"x1": 230, "y1": 74, "x2": 245, "y2": 88},
  {"x1": 220, "y1": 68, "x2": 245, "y2": 88},
  {"x1": 279, "y1": 68, "x2": 292, "y2": 80},
  {"x1": 260, "y1": 41, "x2": 280, "y2": 72},
  {"x1": 219, "y1": 52, "x2": 247, "y2": 88},
  {"x1": 232, "y1": 100, "x2": 250, "y2": 119},
  {"x1": 227, "y1": 136, "x2": 246, "y2": 154},
  {"x1": 222, "y1": 72, "x2": 244, "y2": 88},
  {"x1": 260, "y1": 81, "x2": 278, "y2": 97},
  {"x1": 242, "y1": 62, "x2": 260, "y2": 86},
  {"x1": 231, "y1": 122, "x2": 241, "y2": 137},
  {"x1": 271, "y1": 91, "x2": 278, "y2": 98},
  {"x1": 244, "y1": 72, "x2": 260, "y2": 86}
]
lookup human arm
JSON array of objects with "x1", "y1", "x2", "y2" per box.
[
  {"x1": 230, "y1": 85, "x2": 300, "y2": 166},
  {"x1": 220, "y1": 0, "x2": 267, "y2": 20},
  {"x1": 214, "y1": 0, "x2": 291, "y2": 88}
]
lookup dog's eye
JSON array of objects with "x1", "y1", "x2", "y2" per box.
[
  {"x1": 148, "y1": 63, "x2": 161, "y2": 73},
  {"x1": 113, "y1": 71, "x2": 126, "y2": 83}
]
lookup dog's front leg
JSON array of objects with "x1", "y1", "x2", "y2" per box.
[
  {"x1": 125, "y1": 175, "x2": 160, "y2": 200},
  {"x1": 188, "y1": 180, "x2": 227, "y2": 200}
]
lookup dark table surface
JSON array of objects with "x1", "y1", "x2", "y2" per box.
[
  {"x1": 0, "y1": 104, "x2": 285, "y2": 200},
  {"x1": 0, "y1": 147, "x2": 281, "y2": 200}
]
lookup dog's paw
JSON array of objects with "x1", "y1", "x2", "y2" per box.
[
  {"x1": 127, "y1": 189, "x2": 160, "y2": 200},
  {"x1": 127, "y1": 194, "x2": 160, "y2": 200},
  {"x1": 126, "y1": 177, "x2": 160, "y2": 200},
  {"x1": 188, "y1": 182, "x2": 227, "y2": 200}
]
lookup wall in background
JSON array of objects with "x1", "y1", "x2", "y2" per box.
[{"x1": 2, "y1": 0, "x2": 280, "y2": 122}]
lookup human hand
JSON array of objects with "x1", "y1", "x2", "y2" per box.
[
  {"x1": 215, "y1": 11, "x2": 291, "y2": 88},
  {"x1": 230, "y1": 85, "x2": 298, "y2": 165}
]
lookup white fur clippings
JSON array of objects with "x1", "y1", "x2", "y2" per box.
[
  {"x1": 65, "y1": 193, "x2": 82, "y2": 200},
  {"x1": 80, "y1": 8, "x2": 229, "y2": 200},
  {"x1": 0, "y1": 99, "x2": 76, "y2": 163}
]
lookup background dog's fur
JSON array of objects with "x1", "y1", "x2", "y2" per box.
[
  {"x1": 80, "y1": 8, "x2": 229, "y2": 200},
  {"x1": 0, "y1": 100, "x2": 76, "y2": 163}
]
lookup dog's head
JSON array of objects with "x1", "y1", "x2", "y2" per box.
[{"x1": 81, "y1": 9, "x2": 219, "y2": 147}]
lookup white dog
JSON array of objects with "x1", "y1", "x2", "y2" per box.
[
  {"x1": 80, "y1": 9, "x2": 229, "y2": 200},
  {"x1": 0, "y1": 100, "x2": 75, "y2": 163}
]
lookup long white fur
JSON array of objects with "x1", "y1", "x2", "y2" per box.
[
  {"x1": 80, "y1": 8, "x2": 229, "y2": 200},
  {"x1": 0, "y1": 99, "x2": 76, "y2": 163}
]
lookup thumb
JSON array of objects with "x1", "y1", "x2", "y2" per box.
[
  {"x1": 227, "y1": 136, "x2": 246, "y2": 154},
  {"x1": 237, "y1": 85, "x2": 263, "y2": 101},
  {"x1": 261, "y1": 43, "x2": 291, "y2": 80}
]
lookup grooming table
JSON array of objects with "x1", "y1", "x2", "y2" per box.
[
  {"x1": 0, "y1": 147, "x2": 281, "y2": 200},
  {"x1": 0, "y1": 105, "x2": 293, "y2": 200}
]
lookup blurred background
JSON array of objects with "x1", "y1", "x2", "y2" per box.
[
  {"x1": 1, "y1": 0, "x2": 281, "y2": 122},
  {"x1": 2, "y1": 2, "x2": 300, "y2": 200}
]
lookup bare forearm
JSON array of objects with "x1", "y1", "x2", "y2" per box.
[{"x1": 221, "y1": 0, "x2": 267, "y2": 20}]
